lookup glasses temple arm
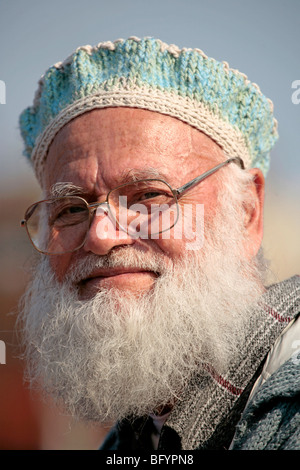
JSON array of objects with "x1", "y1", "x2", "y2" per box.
[{"x1": 175, "y1": 157, "x2": 244, "y2": 197}]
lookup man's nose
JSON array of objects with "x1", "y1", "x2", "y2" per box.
[{"x1": 83, "y1": 204, "x2": 134, "y2": 255}]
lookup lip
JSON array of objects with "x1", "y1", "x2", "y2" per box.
[
  {"x1": 77, "y1": 267, "x2": 159, "y2": 295},
  {"x1": 80, "y1": 267, "x2": 157, "y2": 282}
]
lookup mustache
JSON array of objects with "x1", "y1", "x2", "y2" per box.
[{"x1": 64, "y1": 247, "x2": 171, "y2": 284}]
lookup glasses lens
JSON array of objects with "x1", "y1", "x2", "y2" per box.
[
  {"x1": 25, "y1": 197, "x2": 90, "y2": 254},
  {"x1": 109, "y1": 180, "x2": 179, "y2": 238}
]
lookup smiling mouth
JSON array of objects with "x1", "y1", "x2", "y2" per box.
[{"x1": 78, "y1": 268, "x2": 159, "y2": 293}]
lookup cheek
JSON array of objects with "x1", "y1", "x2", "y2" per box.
[
  {"x1": 157, "y1": 198, "x2": 217, "y2": 258},
  {"x1": 154, "y1": 191, "x2": 221, "y2": 257},
  {"x1": 49, "y1": 253, "x2": 73, "y2": 282},
  {"x1": 154, "y1": 237, "x2": 186, "y2": 259},
  {"x1": 154, "y1": 209, "x2": 206, "y2": 257}
]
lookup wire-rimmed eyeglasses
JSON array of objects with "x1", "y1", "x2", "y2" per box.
[{"x1": 21, "y1": 157, "x2": 244, "y2": 254}]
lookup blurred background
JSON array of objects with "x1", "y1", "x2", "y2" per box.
[{"x1": 0, "y1": 0, "x2": 299, "y2": 450}]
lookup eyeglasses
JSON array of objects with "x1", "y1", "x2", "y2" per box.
[{"x1": 21, "y1": 157, "x2": 244, "y2": 255}]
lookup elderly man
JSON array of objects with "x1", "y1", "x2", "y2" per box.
[{"x1": 19, "y1": 37, "x2": 300, "y2": 450}]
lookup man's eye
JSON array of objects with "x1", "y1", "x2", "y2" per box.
[
  {"x1": 56, "y1": 205, "x2": 85, "y2": 216},
  {"x1": 139, "y1": 191, "x2": 163, "y2": 201},
  {"x1": 51, "y1": 204, "x2": 87, "y2": 225},
  {"x1": 68, "y1": 205, "x2": 86, "y2": 214}
]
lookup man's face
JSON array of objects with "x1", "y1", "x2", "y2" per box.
[
  {"x1": 44, "y1": 107, "x2": 237, "y2": 298},
  {"x1": 21, "y1": 107, "x2": 266, "y2": 423}
]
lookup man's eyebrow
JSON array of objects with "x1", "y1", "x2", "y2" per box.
[
  {"x1": 49, "y1": 182, "x2": 84, "y2": 197},
  {"x1": 49, "y1": 168, "x2": 170, "y2": 197},
  {"x1": 120, "y1": 167, "x2": 170, "y2": 182}
]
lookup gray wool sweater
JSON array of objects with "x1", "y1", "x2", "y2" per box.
[
  {"x1": 230, "y1": 357, "x2": 300, "y2": 450},
  {"x1": 100, "y1": 275, "x2": 300, "y2": 451}
]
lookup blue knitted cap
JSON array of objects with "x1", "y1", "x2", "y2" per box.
[{"x1": 19, "y1": 36, "x2": 278, "y2": 184}]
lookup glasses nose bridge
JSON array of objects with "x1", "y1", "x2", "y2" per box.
[{"x1": 88, "y1": 200, "x2": 110, "y2": 218}]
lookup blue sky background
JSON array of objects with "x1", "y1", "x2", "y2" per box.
[{"x1": 0, "y1": 0, "x2": 299, "y2": 279}]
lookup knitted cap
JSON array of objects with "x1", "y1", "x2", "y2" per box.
[{"x1": 19, "y1": 36, "x2": 278, "y2": 184}]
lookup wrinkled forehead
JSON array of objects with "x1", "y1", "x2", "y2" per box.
[{"x1": 43, "y1": 108, "x2": 227, "y2": 193}]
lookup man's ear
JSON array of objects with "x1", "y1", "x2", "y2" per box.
[{"x1": 243, "y1": 168, "x2": 265, "y2": 259}]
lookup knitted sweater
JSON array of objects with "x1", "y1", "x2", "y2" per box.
[{"x1": 100, "y1": 276, "x2": 300, "y2": 450}]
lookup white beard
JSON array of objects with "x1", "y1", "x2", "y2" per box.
[{"x1": 19, "y1": 170, "x2": 267, "y2": 424}]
